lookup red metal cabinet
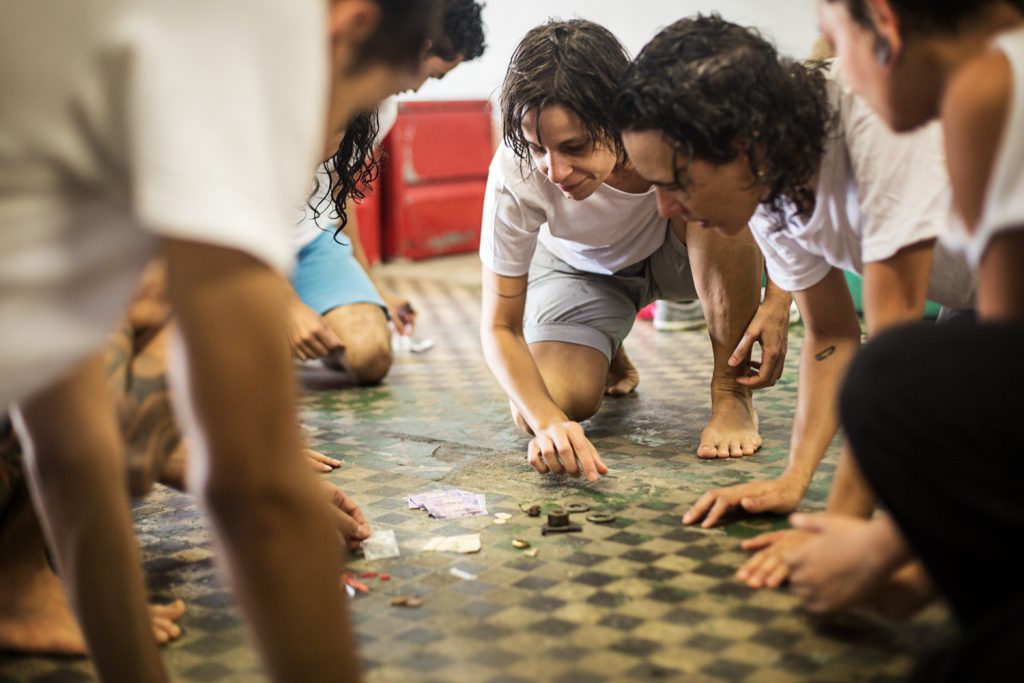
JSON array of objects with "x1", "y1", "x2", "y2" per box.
[{"x1": 381, "y1": 100, "x2": 494, "y2": 260}]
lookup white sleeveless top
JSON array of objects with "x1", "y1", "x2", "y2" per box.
[{"x1": 967, "y1": 27, "x2": 1024, "y2": 268}]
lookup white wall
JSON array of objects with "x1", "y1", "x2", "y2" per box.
[{"x1": 405, "y1": 0, "x2": 820, "y2": 102}]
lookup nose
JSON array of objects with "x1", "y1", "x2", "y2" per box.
[
  {"x1": 654, "y1": 186, "x2": 685, "y2": 219},
  {"x1": 544, "y1": 152, "x2": 572, "y2": 185}
]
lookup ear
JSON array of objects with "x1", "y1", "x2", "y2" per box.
[
  {"x1": 328, "y1": 0, "x2": 381, "y2": 44},
  {"x1": 867, "y1": 0, "x2": 903, "y2": 65}
]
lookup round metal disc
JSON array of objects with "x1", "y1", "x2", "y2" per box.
[
  {"x1": 564, "y1": 502, "x2": 591, "y2": 513},
  {"x1": 585, "y1": 512, "x2": 616, "y2": 524}
]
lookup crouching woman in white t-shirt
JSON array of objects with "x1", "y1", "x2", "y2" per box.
[
  {"x1": 481, "y1": 20, "x2": 790, "y2": 481},
  {"x1": 614, "y1": 15, "x2": 976, "y2": 584}
]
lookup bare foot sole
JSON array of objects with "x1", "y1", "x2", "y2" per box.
[
  {"x1": 0, "y1": 567, "x2": 186, "y2": 655},
  {"x1": 605, "y1": 346, "x2": 639, "y2": 396},
  {"x1": 698, "y1": 391, "x2": 761, "y2": 458}
]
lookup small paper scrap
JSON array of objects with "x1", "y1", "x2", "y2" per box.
[
  {"x1": 361, "y1": 529, "x2": 401, "y2": 560},
  {"x1": 423, "y1": 534, "x2": 482, "y2": 554},
  {"x1": 408, "y1": 489, "x2": 487, "y2": 519},
  {"x1": 449, "y1": 567, "x2": 478, "y2": 581}
]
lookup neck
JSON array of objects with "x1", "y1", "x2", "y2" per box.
[{"x1": 604, "y1": 161, "x2": 652, "y2": 194}]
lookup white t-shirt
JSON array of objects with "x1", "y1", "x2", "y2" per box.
[
  {"x1": 967, "y1": 27, "x2": 1024, "y2": 267},
  {"x1": 479, "y1": 146, "x2": 666, "y2": 277},
  {"x1": 0, "y1": 0, "x2": 327, "y2": 406},
  {"x1": 749, "y1": 62, "x2": 973, "y2": 309}
]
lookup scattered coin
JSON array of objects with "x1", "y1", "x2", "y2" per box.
[
  {"x1": 512, "y1": 539, "x2": 530, "y2": 549},
  {"x1": 524, "y1": 548, "x2": 539, "y2": 558},
  {"x1": 495, "y1": 512, "x2": 512, "y2": 520},
  {"x1": 494, "y1": 518, "x2": 507, "y2": 525}
]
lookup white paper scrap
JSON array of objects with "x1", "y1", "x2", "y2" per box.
[{"x1": 362, "y1": 529, "x2": 401, "y2": 561}]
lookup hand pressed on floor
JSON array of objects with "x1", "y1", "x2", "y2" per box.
[
  {"x1": 737, "y1": 528, "x2": 816, "y2": 588},
  {"x1": 683, "y1": 476, "x2": 807, "y2": 529},
  {"x1": 785, "y1": 514, "x2": 905, "y2": 614},
  {"x1": 527, "y1": 421, "x2": 608, "y2": 482}
]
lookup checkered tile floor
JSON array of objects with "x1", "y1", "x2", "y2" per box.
[{"x1": 0, "y1": 255, "x2": 950, "y2": 682}]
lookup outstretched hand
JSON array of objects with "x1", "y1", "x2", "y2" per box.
[
  {"x1": 785, "y1": 513, "x2": 902, "y2": 613},
  {"x1": 682, "y1": 476, "x2": 807, "y2": 528},
  {"x1": 737, "y1": 528, "x2": 816, "y2": 588}
]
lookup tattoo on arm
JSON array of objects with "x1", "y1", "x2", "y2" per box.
[{"x1": 815, "y1": 346, "x2": 836, "y2": 362}]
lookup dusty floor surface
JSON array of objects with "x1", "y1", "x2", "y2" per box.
[{"x1": 0, "y1": 254, "x2": 950, "y2": 683}]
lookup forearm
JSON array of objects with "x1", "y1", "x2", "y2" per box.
[
  {"x1": 16, "y1": 353, "x2": 168, "y2": 682},
  {"x1": 481, "y1": 324, "x2": 567, "y2": 430},
  {"x1": 783, "y1": 331, "x2": 860, "y2": 486},
  {"x1": 825, "y1": 443, "x2": 877, "y2": 517},
  {"x1": 165, "y1": 240, "x2": 359, "y2": 682}
]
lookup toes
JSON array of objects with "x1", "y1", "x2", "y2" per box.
[{"x1": 697, "y1": 443, "x2": 719, "y2": 459}]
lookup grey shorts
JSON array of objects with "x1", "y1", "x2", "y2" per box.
[{"x1": 524, "y1": 224, "x2": 698, "y2": 361}]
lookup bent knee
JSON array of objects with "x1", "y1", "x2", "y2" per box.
[
  {"x1": 344, "y1": 342, "x2": 393, "y2": 385},
  {"x1": 556, "y1": 392, "x2": 603, "y2": 423}
]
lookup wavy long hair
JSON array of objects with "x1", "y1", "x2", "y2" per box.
[
  {"x1": 501, "y1": 20, "x2": 631, "y2": 168},
  {"x1": 613, "y1": 14, "x2": 835, "y2": 227}
]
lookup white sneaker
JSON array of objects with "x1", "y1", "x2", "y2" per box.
[{"x1": 653, "y1": 300, "x2": 706, "y2": 331}]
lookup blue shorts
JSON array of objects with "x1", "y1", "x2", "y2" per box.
[{"x1": 291, "y1": 229, "x2": 386, "y2": 316}]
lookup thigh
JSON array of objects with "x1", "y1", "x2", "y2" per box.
[
  {"x1": 291, "y1": 231, "x2": 386, "y2": 316},
  {"x1": 841, "y1": 320, "x2": 1024, "y2": 627},
  {"x1": 524, "y1": 243, "x2": 640, "y2": 362},
  {"x1": 529, "y1": 341, "x2": 609, "y2": 420}
]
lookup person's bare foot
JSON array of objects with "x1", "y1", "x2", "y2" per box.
[
  {"x1": 0, "y1": 492, "x2": 185, "y2": 654},
  {"x1": 698, "y1": 386, "x2": 761, "y2": 458},
  {"x1": 0, "y1": 559, "x2": 186, "y2": 655},
  {"x1": 605, "y1": 345, "x2": 639, "y2": 396}
]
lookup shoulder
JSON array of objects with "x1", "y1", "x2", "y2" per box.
[
  {"x1": 488, "y1": 145, "x2": 547, "y2": 202},
  {"x1": 943, "y1": 49, "x2": 1012, "y2": 149}
]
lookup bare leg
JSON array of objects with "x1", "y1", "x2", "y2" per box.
[
  {"x1": 509, "y1": 341, "x2": 609, "y2": 433},
  {"x1": 321, "y1": 303, "x2": 392, "y2": 385},
  {"x1": 14, "y1": 353, "x2": 170, "y2": 681},
  {"x1": 0, "y1": 490, "x2": 184, "y2": 655},
  {"x1": 683, "y1": 222, "x2": 764, "y2": 458}
]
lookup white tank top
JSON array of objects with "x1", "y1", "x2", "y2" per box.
[{"x1": 967, "y1": 27, "x2": 1024, "y2": 268}]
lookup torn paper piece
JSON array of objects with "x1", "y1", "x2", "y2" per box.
[
  {"x1": 362, "y1": 529, "x2": 401, "y2": 561},
  {"x1": 422, "y1": 534, "x2": 482, "y2": 554},
  {"x1": 407, "y1": 489, "x2": 487, "y2": 519}
]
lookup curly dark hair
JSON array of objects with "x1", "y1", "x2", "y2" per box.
[
  {"x1": 309, "y1": 110, "x2": 381, "y2": 239},
  {"x1": 352, "y1": 0, "x2": 442, "y2": 74},
  {"x1": 613, "y1": 14, "x2": 835, "y2": 227},
  {"x1": 502, "y1": 20, "x2": 631, "y2": 168},
  {"x1": 431, "y1": 0, "x2": 487, "y2": 62},
  {"x1": 825, "y1": 0, "x2": 1019, "y2": 36}
]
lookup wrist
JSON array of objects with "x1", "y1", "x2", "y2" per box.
[{"x1": 779, "y1": 464, "x2": 815, "y2": 489}]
